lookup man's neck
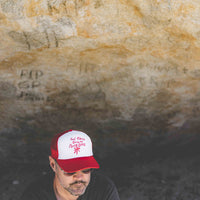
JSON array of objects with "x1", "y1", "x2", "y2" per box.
[{"x1": 53, "y1": 177, "x2": 79, "y2": 200}]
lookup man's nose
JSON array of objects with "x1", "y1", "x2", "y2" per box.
[{"x1": 74, "y1": 171, "x2": 84, "y2": 179}]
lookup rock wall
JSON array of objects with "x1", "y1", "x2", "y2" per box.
[{"x1": 0, "y1": 0, "x2": 200, "y2": 145}]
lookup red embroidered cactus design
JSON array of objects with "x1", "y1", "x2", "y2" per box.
[{"x1": 74, "y1": 147, "x2": 80, "y2": 155}]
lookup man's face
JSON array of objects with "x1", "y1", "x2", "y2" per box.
[{"x1": 50, "y1": 157, "x2": 91, "y2": 197}]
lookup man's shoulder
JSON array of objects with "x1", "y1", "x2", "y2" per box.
[{"x1": 81, "y1": 172, "x2": 120, "y2": 200}]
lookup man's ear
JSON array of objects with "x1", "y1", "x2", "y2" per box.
[{"x1": 49, "y1": 156, "x2": 56, "y2": 172}]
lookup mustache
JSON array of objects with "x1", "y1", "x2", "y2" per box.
[{"x1": 70, "y1": 181, "x2": 86, "y2": 186}]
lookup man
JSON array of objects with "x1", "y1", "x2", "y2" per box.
[{"x1": 21, "y1": 130, "x2": 120, "y2": 200}]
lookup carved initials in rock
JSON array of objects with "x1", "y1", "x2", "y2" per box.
[
  {"x1": 20, "y1": 70, "x2": 43, "y2": 80},
  {"x1": 18, "y1": 70, "x2": 44, "y2": 89}
]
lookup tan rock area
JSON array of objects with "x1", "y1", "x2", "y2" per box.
[{"x1": 0, "y1": 0, "x2": 200, "y2": 142}]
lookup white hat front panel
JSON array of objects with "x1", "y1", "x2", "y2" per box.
[{"x1": 57, "y1": 130, "x2": 93, "y2": 159}]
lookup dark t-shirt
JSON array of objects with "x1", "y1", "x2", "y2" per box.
[{"x1": 21, "y1": 172, "x2": 120, "y2": 200}]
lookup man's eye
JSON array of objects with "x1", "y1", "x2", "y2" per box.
[
  {"x1": 64, "y1": 172, "x2": 75, "y2": 176},
  {"x1": 82, "y1": 169, "x2": 93, "y2": 174},
  {"x1": 63, "y1": 169, "x2": 93, "y2": 175}
]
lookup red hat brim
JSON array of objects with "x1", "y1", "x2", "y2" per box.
[{"x1": 56, "y1": 156, "x2": 100, "y2": 173}]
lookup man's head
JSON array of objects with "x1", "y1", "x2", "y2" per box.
[{"x1": 49, "y1": 130, "x2": 99, "y2": 197}]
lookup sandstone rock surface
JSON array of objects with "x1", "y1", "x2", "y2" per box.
[{"x1": 0, "y1": 0, "x2": 200, "y2": 143}]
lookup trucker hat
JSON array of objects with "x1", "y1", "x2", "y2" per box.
[{"x1": 50, "y1": 130, "x2": 100, "y2": 173}]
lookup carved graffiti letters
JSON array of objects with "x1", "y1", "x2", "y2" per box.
[
  {"x1": 18, "y1": 70, "x2": 43, "y2": 89},
  {"x1": 17, "y1": 69, "x2": 44, "y2": 101},
  {"x1": 18, "y1": 69, "x2": 43, "y2": 89}
]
